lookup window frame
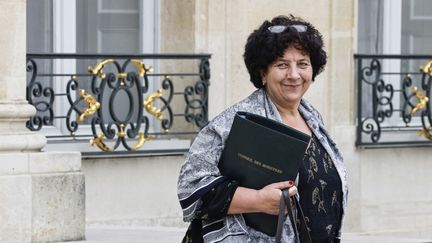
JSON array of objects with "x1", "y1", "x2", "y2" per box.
[{"x1": 356, "y1": 0, "x2": 432, "y2": 147}]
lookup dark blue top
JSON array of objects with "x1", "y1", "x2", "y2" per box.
[{"x1": 298, "y1": 134, "x2": 343, "y2": 240}]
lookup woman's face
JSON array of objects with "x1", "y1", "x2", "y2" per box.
[{"x1": 262, "y1": 46, "x2": 313, "y2": 109}]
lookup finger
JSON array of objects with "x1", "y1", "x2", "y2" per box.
[
  {"x1": 268, "y1": 180, "x2": 295, "y2": 189},
  {"x1": 288, "y1": 186, "x2": 298, "y2": 196}
]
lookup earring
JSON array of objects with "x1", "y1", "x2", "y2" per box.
[{"x1": 262, "y1": 79, "x2": 266, "y2": 85}]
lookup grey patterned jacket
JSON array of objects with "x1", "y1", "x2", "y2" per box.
[{"x1": 177, "y1": 88, "x2": 348, "y2": 243}]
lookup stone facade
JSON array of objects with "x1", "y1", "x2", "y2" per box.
[
  {"x1": 0, "y1": 0, "x2": 85, "y2": 242},
  {"x1": 2, "y1": 0, "x2": 432, "y2": 241},
  {"x1": 0, "y1": 152, "x2": 85, "y2": 243},
  {"x1": 83, "y1": 155, "x2": 186, "y2": 227}
]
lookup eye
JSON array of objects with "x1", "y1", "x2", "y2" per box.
[
  {"x1": 298, "y1": 62, "x2": 310, "y2": 69},
  {"x1": 275, "y1": 63, "x2": 288, "y2": 69}
]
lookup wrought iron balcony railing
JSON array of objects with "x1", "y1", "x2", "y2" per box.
[
  {"x1": 355, "y1": 54, "x2": 432, "y2": 147},
  {"x1": 26, "y1": 53, "x2": 211, "y2": 156}
]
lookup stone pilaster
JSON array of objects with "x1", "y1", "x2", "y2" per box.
[
  {"x1": 0, "y1": 0, "x2": 85, "y2": 242},
  {"x1": 0, "y1": 0, "x2": 46, "y2": 152},
  {"x1": 0, "y1": 101, "x2": 46, "y2": 151}
]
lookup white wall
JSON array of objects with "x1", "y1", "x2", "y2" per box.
[{"x1": 83, "y1": 155, "x2": 187, "y2": 228}]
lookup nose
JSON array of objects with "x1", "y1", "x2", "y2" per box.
[{"x1": 286, "y1": 66, "x2": 301, "y2": 80}]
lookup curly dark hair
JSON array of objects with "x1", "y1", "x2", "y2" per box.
[{"x1": 243, "y1": 15, "x2": 327, "y2": 88}]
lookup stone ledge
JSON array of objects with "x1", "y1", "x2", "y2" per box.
[
  {"x1": 0, "y1": 151, "x2": 81, "y2": 175},
  {"x1": 29, "y1": 151, "x2": 81, "y2": 174},
  {"x1": 0, "y1": 133, "x2": 46, "y2": 152}
]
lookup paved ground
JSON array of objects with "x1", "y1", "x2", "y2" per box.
[
  {"x1": 61, "y1": 226, "x2": 432, "y2": 243},
  {"x1": 68, "y1": 226, "x2": 185, "y2": 243}
]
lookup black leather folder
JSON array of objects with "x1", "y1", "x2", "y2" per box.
[{"x1": 218, "y1": 111, "x2": 311, "y2": 236}]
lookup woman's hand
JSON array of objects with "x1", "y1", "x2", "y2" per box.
[
  {"x1": 227, "y1": 180, "x2": 297, "y2": 215},
  {"x1": 256, "y1": 181, "x2": 297, "y2": 215}
]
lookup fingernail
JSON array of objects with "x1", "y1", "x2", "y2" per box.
[{"x1": 288, "y1": 180, "x2": 294, "y2": 186}]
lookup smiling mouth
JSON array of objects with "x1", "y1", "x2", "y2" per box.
[{"x1": 282, "y1": 83, "x2": 301, "y2": 88}]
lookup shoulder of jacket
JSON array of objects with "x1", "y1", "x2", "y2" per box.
[
  {"x1": 207, "y1": 89, "x2": 263, "y2": 129},
  {"x1": 300, "y1": 99, "x2": 324, "y2": 125}
]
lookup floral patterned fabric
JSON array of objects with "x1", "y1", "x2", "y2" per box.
[{"x1": 298, "y1": 134, "x2": 343, "y2": 240}]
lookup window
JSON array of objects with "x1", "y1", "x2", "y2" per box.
[
  {"x1": 26, "y1": 0, "x2": 208, "y2": 156},
  {"x1": 356, "y1": 0, "x2": 432, "y2": 147},
  {"x1": 358, "y1": 0, "x2": 432, "y2": 55}
]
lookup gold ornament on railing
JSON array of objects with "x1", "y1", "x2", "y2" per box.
[
  {"x1": 90, "y1": 133, "x2": 112, "y2": 152},
  {"x1": 88, "y1": 59, "x2": 153, "y2": 86},
  {"x1": 117, "y1": 124, "x2": 126, "y2": 138},
  {"x1": 144, "y1": 89, "x2": 163, "y2": 120},
  {"x1": 417, "y1": 127, "x2": 432, "y2": 140},
  {"x1": 90, "y1": 126, "x2": 153, "y2": 151},
  {"x1": 86, "y1": 59, "x2": 156, "y2": 151},
  {"x1": 88, "y1": 59, "x2": 114, "y2": 79},
  {"x1": 77, "y1": 89, "x2": 100, "y2": 122},
  {"x1": 420, "y1": 60, "x2": 432, "y2": 76},
  {"x1": 410, "y1": 87, "x2": 429, "y2": 114},
  {"x1": 132, "y1": 132, "x2": 153, "y2": 150},
  {"x1": 131, "y1": 59, "x2": 153, "y2": 77},
  {"x1": 415, "y1": 60, "x2": 432, "y2": 140},
  {"x1": 88, "y1": 59, "x2": 153, "y2": 79},
  {"x1": 117, "y1": 73, "x2": 127, "y2": 86}
]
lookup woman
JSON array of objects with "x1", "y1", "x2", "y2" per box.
[{"x1": 178, "y1": 15, "x2": 348, "y2": 243}]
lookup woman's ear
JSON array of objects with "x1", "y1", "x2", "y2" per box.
[
  {"x1": 260, "y1": 70, "x2": 266, "y2": 86},
  {"x1": 260, "y1": 70, "x2": 266, "y2": 79}
]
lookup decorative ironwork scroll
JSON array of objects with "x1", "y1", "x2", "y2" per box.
[
  {"x1": 358, "y1": 58, "x2": 386, "y2": 143},
  {"x1": 25, "y1": 53, "x2": 211, "y2": 153},
  {"x1": 26, "y1": 58, "x2": 54, "y2": 131},
  {"x1": 184, "y1": 58, "x2": 210, "y2": 128},
  {"x1": 85, "y1": 58, "x2": 158, "y2": 151},
  {"x1": 355, "y1": 54, "x2": 432, "y2": 147}
]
